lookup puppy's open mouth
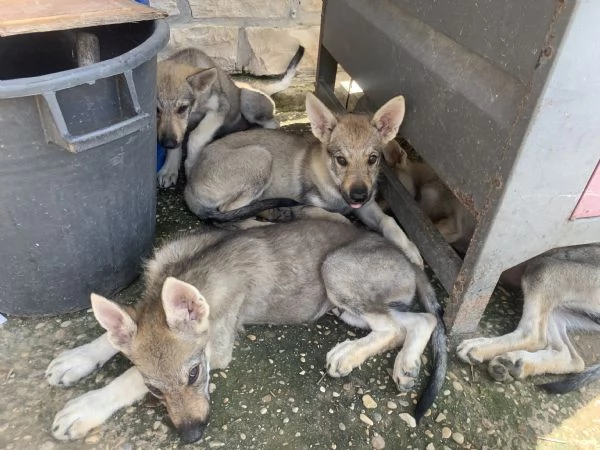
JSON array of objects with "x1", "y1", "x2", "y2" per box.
[{"x1": 341, "y1": 191, "x2": 372, "y2": 209}]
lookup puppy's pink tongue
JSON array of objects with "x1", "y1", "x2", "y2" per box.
[{"x1": 350, "y1": 203, "x2": 362, "y2": 209}]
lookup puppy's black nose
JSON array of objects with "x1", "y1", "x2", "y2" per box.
[
  {"x1": 160, "y1": 137, "x2": 178, "y2": 149},
  {"x1": 179, "y1": 421, "x2": 205, "y2": 444},
  {"x1": 349, "y1": 185, "x2": 369, "y2": 202}
]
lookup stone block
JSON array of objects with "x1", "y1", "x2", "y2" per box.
[
  {"x1": 149, "y1": 0, "x2": 179, "y2": 16},
  {"x1": 163, "y1": 25, "x2": 239, "y2": 72},
  {"x1": 189, "y1": 0, "x2": 290, "y2": 19}
]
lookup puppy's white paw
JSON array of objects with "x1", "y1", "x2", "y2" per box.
[
  {"x1": 157, "y1": 167, "x2": 178, "y2": 188},
  {"x1": 326, "y1": 340, "x2": 360, "y2": 378},
  {"x1": 456, "y1": 337, "x2": 491, "y2": 365},
  {"x1": 52, "y1": 389, "x2": 115, "y2": 440},
  {"x1": 392, "y1": 353, "x2": 421, "y2": 391},
  {"x1": 46, "y1": 345, "x2": 102, "y2": 387},
  {"x1": 406, "y1": 245, "x2": 424, "y2": 268}
]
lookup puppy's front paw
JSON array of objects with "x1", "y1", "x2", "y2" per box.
[
  {"x1": 46, "y1": 345, "x2": 102, "y2": 387},
  {"x1": 52, "y1": 389, "x2": 116, "y2": 440},
  {"x1": 157, "y1": 167, "x2": 178, "y2": 188},
  {"x1": 408, "y1": 249, "x2": 424, "y2": 268}
]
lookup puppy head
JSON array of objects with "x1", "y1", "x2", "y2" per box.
[
  {"x1": 91, "y1": 277, "x2": 212, "y2": 444},
  {"x1": 306, "y1": 93, "x2": 406, "y2": 208},
  {"x1": 156, "y1": 61, "x2": 217, "y2": 149}
]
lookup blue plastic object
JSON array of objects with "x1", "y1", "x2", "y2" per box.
[{"x1": 157, "y1": 143, "x2": 166, "y2": 171}]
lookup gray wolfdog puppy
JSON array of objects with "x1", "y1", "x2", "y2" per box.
[
  {"x1": 46, "y1": 220, "x2": 447, "y2": 443},
  {"x1": 183, "y1": 92, "x2": 424, "y2": 267},
  {"x1": 156, "y1": 46, "x2": 304, "y2": 187},
  {"x1": 458, "y1": 243, "x2": 600, "y2": 392}
]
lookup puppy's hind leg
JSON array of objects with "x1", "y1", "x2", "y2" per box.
[
  {"x1": 391, "y1": 311, "x2": 436, "y2": 391},
  {"x1": 487, "y1": 314, "x2": 585, "y2": 382},
  {"x1": 326, "y1": 312, "x2": 404, "y2": 378},
  {"x1": 457, "y1": 274, "x2": 552, "y2": 365},
  {"x1": 321, "y1": 240, "x2": 411, "y2": 378}
]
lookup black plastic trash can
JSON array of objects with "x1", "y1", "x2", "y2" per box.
[{"x1": 0, "y1": 20, "x2": 169, "y2": 316}]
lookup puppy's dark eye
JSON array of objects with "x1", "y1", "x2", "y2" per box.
[
  {"x1": 156, "y1": 107, "x2": 161, "y2": 116},
  {"x1": 146, "y1": 384, "x2": 163, "y2": 398},
  {"x1": 188, "y1": 364, "x2": 200, "y2": 385},
  {"x1": 368, "y1": 154, "x2": 378, "y2": 165},
  {"x1": 176, "y1": 104, "x2": 189, "y2": 115},
  {"x1": 336, "y1": 156, "x2": 347, "y2": 166}
]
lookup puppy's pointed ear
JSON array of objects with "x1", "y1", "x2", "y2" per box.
[
  {"x1": 372, "y1": 96, "x2": 405, "y2": 143},
  {"x1": 91, "y1": 294, "x2": 137, "y2": 353},
  {"x1": 187, "y1": 67, "x2": 217, "y2": 92},
  {"x1": 382, "y1": 140, "x2": 408, "y2": 168},
  {"x1": 162, "y1": 277, "x2": 210, "y2": 337},
  {"x1": 306, "y1": 92, "x2": 337, "y2": 142}
]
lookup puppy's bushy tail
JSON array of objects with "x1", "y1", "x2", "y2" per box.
[
  {"x1": 540, "y1": 363, "x2": 600, "y2": 394},
  {"x1": 204, "y1": 198, "x2": 300, "y2": 222},
  {"x1": 413, "y1": 269, "x2": 448, "y2": 423},
  {"x1": 251, "y1": 46, "x2": 305, "y2": 95}
]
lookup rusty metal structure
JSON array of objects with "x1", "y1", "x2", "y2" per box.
[{"x1": 315, "y1": 0, "x2": 600, "y2": 333}]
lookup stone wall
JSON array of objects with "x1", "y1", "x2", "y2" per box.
[{"x1": 149, "y1": 0, "x2": 322, "y2": 76}]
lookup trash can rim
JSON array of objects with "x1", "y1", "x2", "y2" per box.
[{"x1": 0, "y1": 20, "x2": 169, "y2": 99}]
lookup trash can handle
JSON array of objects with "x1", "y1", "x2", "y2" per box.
[{"x1": 40, "y1": 70, "x2": 151, "y2": 153}]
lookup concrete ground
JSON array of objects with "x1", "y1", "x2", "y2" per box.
[{"x1": 1, "y1": 82, "x2": 599, "y2": 450}]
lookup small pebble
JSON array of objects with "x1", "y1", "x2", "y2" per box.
[
  {"x1": 320, "y1": 386, "x2": 326, "y2": 393},
  {"x1": 362, "y1": 394, "x2": 377, "y2": 409},
  {"x1": 240, "y1": 433, "x2": 246, "y2": 440},
  {"x1": 262, "y1": 394, "x2": 272, "y2": 403},
  {"x1": 387, "y1": 401, "x2": 397, "y2": 410},
  {"x1": 425, "y1": 430, "x2": 434, "y2": 438},
  {"x1": 339, "y1": 423, "x2": 346, "y2": 431},
  {"x1": 399, "y1": 413, "x2": 416, "y2": 428},
  {"x1": 435, "y1": 413, "x2": 446, "y2": 423},
  {"x1": 443, "y1": 390, "x2": 451, "y2": 396},
  {"x1": 209, "y1": 383, "x2": 216, "y2": 393},
  {"x1": 426, "y1": 444, "x2": 435, "y2": 450},
  {"x1": 442, "y1": 427, "x2": 452, "y2": 439},
  {"x1": 452, "y1": 381, "x2": 463, "y2": 391},
  {"x1": 333, "y1": 391, "x2": 340, "y2": 397},
  {"x1": 35, "y1": 322, "x2": 46, "y2": 330},
  {"x1": 60, "y1": 320, "x2": 71, "y2": 328},
  {"x1": 153, "y1": 420, "x2": 161, "y2": 430},
  {"x1": 360, "y1": 413, "x2": 374, "y2": 426},
  {"x1": 452, "y1": 432, "x2": 465, "y2": 444},
  {"x1": 247, "y1": 334, "x2": 256, "y2": 341},
  {"x1": 260, "y1": 407, "x2": 268, "y2": 414},
  {"x1": 372, "y1": 435, "x2": 386, "y2": 449},
  {"x1": 343, "y1": 383, "x2": 353, "y2": 391},
  {"x1": 209, "y1": 442, "x2": 225, "y2": 448}
]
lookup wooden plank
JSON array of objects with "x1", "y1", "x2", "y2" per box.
[
  {"x1": 381, "y1": 163, "x2": 462, "y2": 292},
  {"x1": 0, "y1": 0, "x2": 166, "y2": 37}
]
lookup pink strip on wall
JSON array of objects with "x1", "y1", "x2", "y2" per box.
[{"x1": 571, "y1": 161, "x2": 600, "y2": 219}]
